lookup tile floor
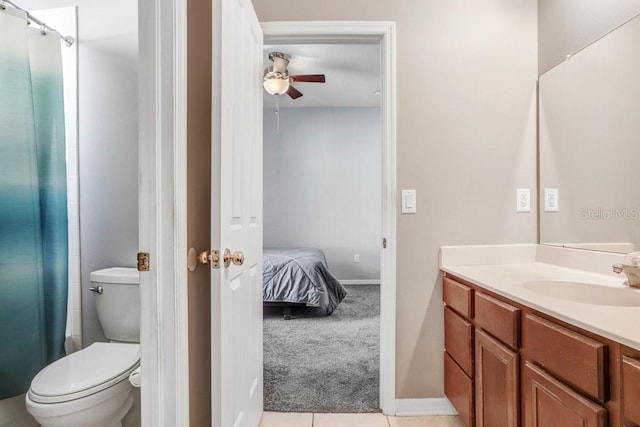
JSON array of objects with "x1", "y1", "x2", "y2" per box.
[{"x1": 259, "y1": 412, "x2": 465, "y2": 427}]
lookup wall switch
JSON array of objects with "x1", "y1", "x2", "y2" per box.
[
  {"x1": 544, "y1": 188, "x2": 559, "y2": 212},
  {"x1": 354, "y1": 254, "x2": 360, "y2": 263},
  {"x1": 516, "y1": 188, "x2": 531, "y2": 212},
  {"x1": 401, "y1": 189, "x2": 417, "y2": 214}
]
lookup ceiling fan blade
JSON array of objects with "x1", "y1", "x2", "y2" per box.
[
  {"x1": 290, "y1": 74, "x2": 326, "y2": 83},
  {"x1": 287, "y1": 85, "x2": 303, "y2": 99}
]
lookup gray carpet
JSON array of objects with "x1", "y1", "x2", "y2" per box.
[{"x1": 263, "y1": 285, "x2": 380, "y2": 413}]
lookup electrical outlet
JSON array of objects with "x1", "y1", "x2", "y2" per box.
[
  {"x1": 354, "y1": 254, "x2": 360, "y2": 263},
  {"x1": 544, "y1": 188, "x2": 559, "y2": 212},
  {"x1": 516, "y1": 188, "x2": 530, "y2": 212}
]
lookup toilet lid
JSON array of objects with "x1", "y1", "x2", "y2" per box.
[{"x1": 29, "y1": 342, "x2": 140, "y2": 404}]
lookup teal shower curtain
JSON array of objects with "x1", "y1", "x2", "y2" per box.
[{"x1": 0, "y1": 8, "x2": 68, "y2": 399}]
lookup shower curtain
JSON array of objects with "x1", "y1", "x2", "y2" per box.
[{"x1": 0, "y1": 7, "x2": 68, "y2": 399}]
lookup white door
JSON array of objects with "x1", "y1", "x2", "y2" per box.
[{"x1": 211, "y1": 0, "x2": 263, "y2": 425}]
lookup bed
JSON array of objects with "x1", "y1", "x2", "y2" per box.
[{"x1": 263, "y1": 247, "x2": 347, "y2": 318}]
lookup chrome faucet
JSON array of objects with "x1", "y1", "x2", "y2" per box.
[{"x1": 613, "y1": 252, "x2": 640, "y2": 288}]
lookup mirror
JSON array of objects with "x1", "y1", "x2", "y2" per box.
[{"x1": 539, "y1": 14, "x2": 640, "y2": 253}]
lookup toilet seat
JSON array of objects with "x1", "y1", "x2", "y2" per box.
[{"x1": 28, "y1": 342, "x2": 140, "y2": 404}]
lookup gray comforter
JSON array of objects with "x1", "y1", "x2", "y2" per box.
[{"x1": 263, "y1": 247, "x2": 347, "y2": 314}]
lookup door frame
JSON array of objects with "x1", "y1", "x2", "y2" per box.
[
  {"x1": 139, "y1": 10, "x2": 398, "y2": 426},
  {"x1": 261, "y1": 21, "x2": 398, "y2": 415},
  {"x1": 138, "y1": 0, "x2": 190, "y2": 425}
]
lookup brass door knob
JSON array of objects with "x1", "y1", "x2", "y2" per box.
[
  {"x1": 223, "y1": 249, "x2": 244, "y2": 267},
  {"x1": 188, "y1": 248, "x2": 221, "y2": 271}
]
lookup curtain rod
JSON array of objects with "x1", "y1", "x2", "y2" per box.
[{"x1": 0, "y1": 0, "x2": 74, "y2": 46}]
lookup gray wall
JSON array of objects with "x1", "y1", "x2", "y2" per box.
[
  {"x1": 264, "y1": 107, "x2": 382, "y2": 281},
  {"x1": 20, "y1": 0, "x2": 139, "y2": 345},
  {"x1": 253, "y1": 0, "x2": 539, "y2": 398},
  {"x1": 538, "y1": 0, "x2": 640, "y2": 74}
]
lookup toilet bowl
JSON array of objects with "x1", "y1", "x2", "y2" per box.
[
  {"x1": 25, "y1": 342, "x2": 140, "y2": 427},
  {"x1": 26, "y1": 267, "x2": 140, "y2": 427}
]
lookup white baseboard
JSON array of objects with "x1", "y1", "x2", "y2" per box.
[
  {"x1": 394, "y1": 398, "x2": 458, "y2": 417},
  {"x1": 339, "y1": 279, "x2": 380, "y2": 285}
]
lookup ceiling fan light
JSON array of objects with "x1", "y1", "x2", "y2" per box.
[{"x1": 263, "y1": 75, "x2": 290, "y2": 96}]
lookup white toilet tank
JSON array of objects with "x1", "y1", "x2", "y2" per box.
[{"x1": 90, "y1": 267, "x2": 140, "y2": 342}]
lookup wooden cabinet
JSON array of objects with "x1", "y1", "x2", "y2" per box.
[
  {"x1": 443, "y1": 277, "x2": 475, "y2": 426},
  {"x1": 622, "y1": 355, "x2": 640, "y2": 426},
  {"x1": 523, "y1": 314, "x2": 608, "y2": 403},
  {"x1": 475, "y1": 329, "x2": 519, "y2": 427},
  {"x1": 475, "y1": 292, "x2": 520, "y2": 350},
  {"x1": 444, "y1": 307, "x2": 474, "y2": 376},
  {"x1": 443, "y1": 273, "x2": 640, "y2": 427},
  {"x1": 523, "y1": 362, "x2": 607, "y2": 427},
  {"x1": 444, "y1": 277, "x2": 473, "y2": 319},
  {"x1": 445, "y1": 352, "x2": 474, "y2": 427}
]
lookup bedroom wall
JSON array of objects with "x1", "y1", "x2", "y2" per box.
[
  {"x1": 253, "y1": 0, "x2": 538, "y2": 398},
  {"x1": 538, "y1": 0, "x2": 640, "y2": 74},
  {"x1": 263, "y1": 107, "x2": 382, "y2": 282}
]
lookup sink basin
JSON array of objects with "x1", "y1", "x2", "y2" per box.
[{"x1": 522, "y1": 281, "x2": 640, "y2": 306}]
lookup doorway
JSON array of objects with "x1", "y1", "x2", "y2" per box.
[
  {"x1": 138, "y1": 14, "x2": 397, "y2": 424},
  {"x1": 260, "y1": 22, "x2": 397, "y2": 415},
  {"x1": 262, "y1": 42, "x2": 382, "y2": 413}
]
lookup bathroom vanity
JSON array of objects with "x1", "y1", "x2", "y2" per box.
[{"x1": 440, "y1": 245, "x2": 640, "y2": 427}]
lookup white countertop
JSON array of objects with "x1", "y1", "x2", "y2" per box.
[{"x1": 440, "y1": 245, "x2": 640, "y2": 350}]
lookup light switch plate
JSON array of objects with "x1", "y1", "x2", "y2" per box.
[
  {"x1": 544, "y1": 188, "x2": 559, "y2": 212},
  {"x1": 516, "y1": 188, "x2": 531, "y2": 212},
  {"x1": 401, "y1": 189, "x2": 417, "y2": 214}
]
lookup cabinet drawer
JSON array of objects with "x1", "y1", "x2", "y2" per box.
[
  {"x1": 445, "y1": 306, "x2": 474, "y2": 377},
  {"x1": 444, "y1": 277, "x2": 473, "y2": 319},
  {"x1": 474, "y1": 292, "x2": 520, "y2": 349},
  {"x1": 445, "y1": 352, "x2": 474, "y2": 427},
  {"x1": 523, "y1": 362, "x2": 607, "y2": 427},
  {"x1": 622, "y1": 356, "x2": 640, "y2": 425},
  {"x1": 523, "y1": 314, "x2": 608, "y2": 402}
]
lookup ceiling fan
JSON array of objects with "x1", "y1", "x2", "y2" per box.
[{"x1": 263, "y1": 51, "x2": 326, "y2": 99}]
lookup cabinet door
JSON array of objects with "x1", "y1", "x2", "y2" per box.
[
  {"x1": 475, "y1": 329, "x2": 519, "y2": 427},
  {"x1": 523, "y1": 362, "x2": 606, "y2": 427},
  {"x1": 622, "y1": 356, "x2": 640, "y2": 426}
]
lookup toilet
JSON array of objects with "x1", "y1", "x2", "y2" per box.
[{"x1": 26, "y1": 267, "x2": 140, "y2": 427}]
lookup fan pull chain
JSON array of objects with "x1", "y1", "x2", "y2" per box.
[{"x1": 275, "y1": 94, "x2": 280, "y2": 134}]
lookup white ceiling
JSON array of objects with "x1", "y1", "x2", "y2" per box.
[{"x1": 263, "y1": 43, "x2": 381, "y2": 108}]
